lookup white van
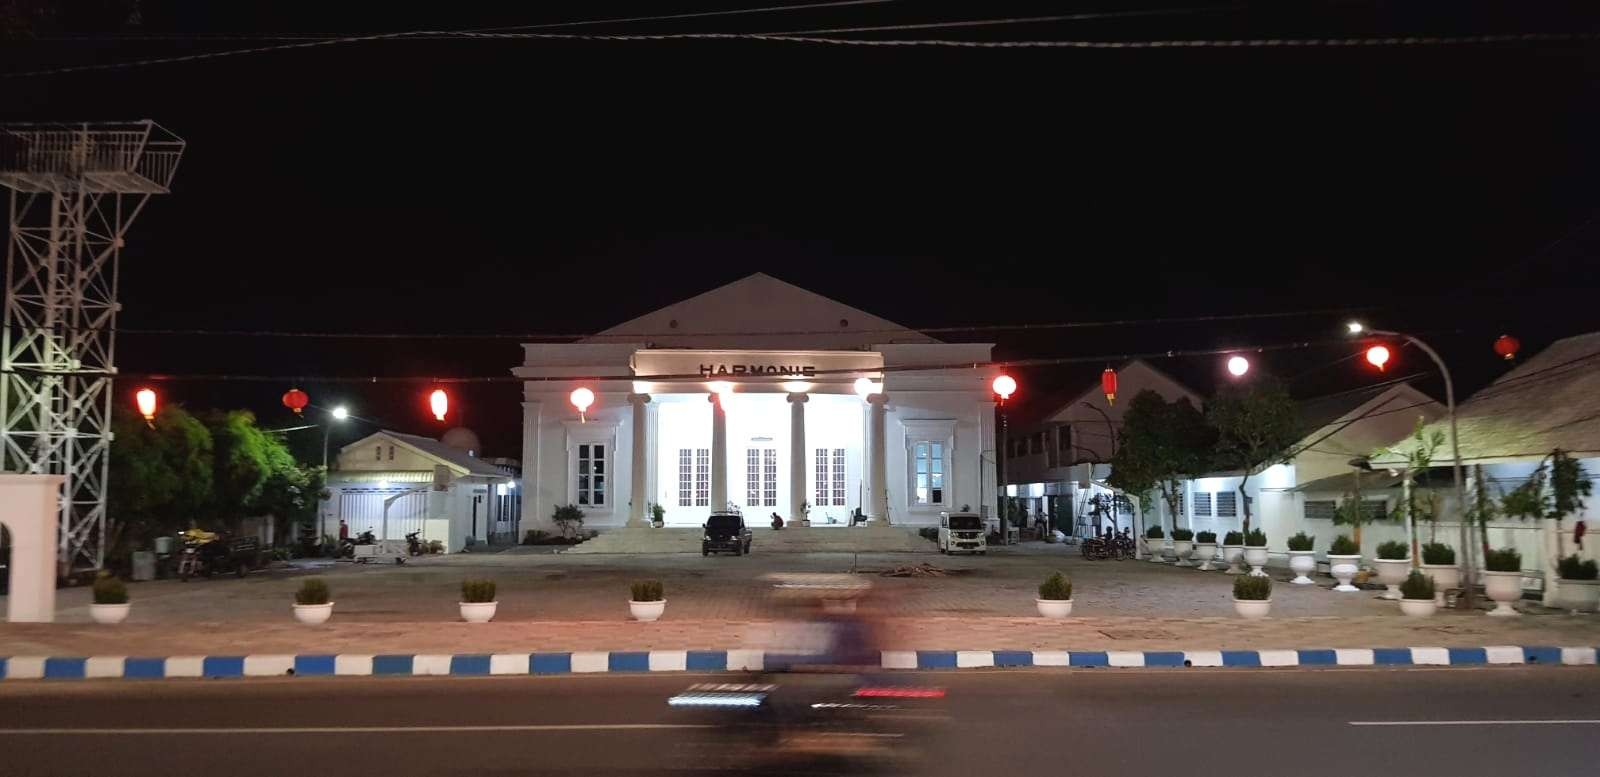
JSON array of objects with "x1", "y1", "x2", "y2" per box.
[{"x1": 938, "y1": 511, "x2": 987, "y2": 555}]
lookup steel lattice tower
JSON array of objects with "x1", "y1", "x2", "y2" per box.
[{"x1": 0, "y1": 121, "x2": 184, "y2": 572}]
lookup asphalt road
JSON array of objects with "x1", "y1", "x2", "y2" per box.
[{"x1": 1, "y1": 668, "x2": 1597, "y2": 776}]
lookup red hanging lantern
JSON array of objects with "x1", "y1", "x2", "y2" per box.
[
  {"x1": 1493, "y1": 334, "x2": 1520, "y2": 361},
  {"x1": 135, "y1": 387, "x2": 158, "y2": 423},
  {"x1": 1101, "y1": 368, "x2": 1118, "y2": 406},
  {"x1": 429, "y1": 388, "x2": 449, "y2": 422},
  {"x1": 281, "y1": 387, "x2": 309, "y2": 415}
]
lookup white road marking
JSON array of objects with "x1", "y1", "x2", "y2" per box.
[
  {"x1": 0, "y1": 723, "x2": 714, "y2": 735},
  {"x1": 1350, "y1": 720, "x2": 1600, "y2": 727}
]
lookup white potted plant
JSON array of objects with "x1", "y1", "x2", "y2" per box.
[
  {"x1": 89, "y1": 575, "x2": 130, "y2": 624},
  {"x1": 1326, "y1": 534, "x2": 1361, "y2": 592},
  {"x1": 1556, "y1": 555, "x2": 1600, "y2": 614},
  {"x1": 1482, "y1": 547, "x2": 1523, "y2": 617},
  {"x1": 460, "y1": 578, "x2": 498, "y2": 623},
  {"x1": 629, "y1": 579, "x2": 666, "y2": 622},
  {"x1": 1221, "y1": 530, "x2": 1245, "y2": 575},
  {"x1": 1192, "y1": 531, "x2": 1218, "y2": 571},
  {"x1": 1232, "y1": 574, "x2": 1271, "y2": 619},
  {"x1": 1286, "y1": 532, "x2": 1316, "y2": 585},
  {"x1": 1144, "y1": 525, "x2": 1169, "y2": 563},
  {"x1": 1242, "y1": 528, "x2": 1270, "y2": 577},
  {"x1": 1035, "y1": 571, "x2": 1074, "y2": 618},
  {"x1": 292, "y1": 577, "x2": 334, "y2": 625},
  {"x1": 1171, "y1": 528, "x2": 1195, "y2": 567},
  {"x1": 1397, "y1": 570, "x2": 1436, "y2": 617},
  {"x1": 1373, "y1": 541, "x2": 1411, "y2": 600},
  {"x1": 1419, "y1": 542, "x2": 1458, "y2": 607}
]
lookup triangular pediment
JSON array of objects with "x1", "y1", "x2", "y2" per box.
[{"x1": 584, "y1": 273, "x2": 939, "y2": 348}]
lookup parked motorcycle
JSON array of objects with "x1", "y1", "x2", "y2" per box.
[
  {"x1": 336, "y1": 529, "x2": 376, "y2": 560},
  {"x1": 405, "y1": 530, "x2": 425, "y2": 557}
]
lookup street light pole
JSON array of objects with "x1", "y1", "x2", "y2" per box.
[
  {"x1": 321, "y1": 405, "x2": 350, "y2": 471},
  {"x1": 1357, "y1": 325, "x2": 1475, "y2": 609}
]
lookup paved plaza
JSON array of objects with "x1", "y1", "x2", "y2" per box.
[{"x1": 5, "y1": 544, "x2": 1598, "y2": 656}]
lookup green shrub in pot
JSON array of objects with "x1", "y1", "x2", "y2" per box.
[
  {"x1": 1329, "y1": 535, "x2": 1359, "y2": 555},
  {"x1": 295, "y1": 578, "x2": 331, "y2": 605},
  {"x1": 1244, "y1": 529, "x2": 1267, "y2": 547},
  {"x1": 1223, "y1": 531, "x2": 1243, "y2": 545},
  {"x1": 630, "y1": 579, "x2": 664, "y2": 602},
  {"x1": 1376, "y1": 540, "x2": 1409, "y2": 560},
  {"x1": 1233, "y1": 575, "x2": 1272, "y2": 600},
  {"x1": 1170, "y1": 528, "x2": 1194, "y2": 541},
  {"x1": 461, "y1": 579, "x2": 497, "y2": 603},
  {"x1": 1557, "y1": 554, "x2": 1599, "y2": 581},
  {"x1": 92, "y1": 575, "x2": 128, "y2": 605},
  {"x1": 1195, "y1": 530, "x2": 1217, "y2": 544},
  {"x1": 1484, "y1": 548, "x2": 1521, "y2": 572},
  {"x1": 1399, "y1": 571, "x2": 1435, "y2": 600},
  {"x1": 1037, "y1": 572, "x2": 1073, "y2": 601},
  {"x1": 1286, "y1": 532, "x2": 1314, "y2": 552},
  {"x1": 1421, "y1": 542, "x2": 1455, "y2": 565},
  {"x1": 1145, "y1": 526, "x2": 1165, "y2": 540}
]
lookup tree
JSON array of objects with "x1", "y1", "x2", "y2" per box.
[
  {"x1": 1206, "y1": 378, "x2": 1301, "y2": 539},
  {"x1": 1374, "y1": 418, "x2": 1446, "y2": 561},
  {"x1": 202, "y1": 409, "x2": 326, "y2": 532},
  {"x1": 106, "y1": 404, "x2": 214, "y2": 554},
  {"x1": 1108, "y1": 390, "x2": 1215, "y2": 533}
]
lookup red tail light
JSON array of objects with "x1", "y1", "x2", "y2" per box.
[{"x1": 854, "y1": 687, "x2": 946, "y2": 699}]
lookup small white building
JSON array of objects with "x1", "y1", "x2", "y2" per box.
[
  {"x1": 1004, "y1": 359, "x2": 1204, "y2": 536},
  {"x1": 1372, "y1": 331, "x2": 1600, "y2": 604},
  {"x1": 1174, "y1": 382, "x2": 1445, "y2": 560},
  {"x1": 318, "y1": 429, "x2": 520, "y2": 552},
  {"x1": 514, "y1": 273, "x2": 1000, "y2": 538}
]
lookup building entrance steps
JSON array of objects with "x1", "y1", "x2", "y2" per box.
[{"x1": 562, "y1": 525, "x2": 934, "y2": 554}]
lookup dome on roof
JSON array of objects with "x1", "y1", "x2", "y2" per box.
[{"x1": 440, "y1": 427, "x2": 481, "y2": 457}]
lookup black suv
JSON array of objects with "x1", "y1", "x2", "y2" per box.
[{"x1": 702, "y1": 512, "x2": 752, "y2": 556}]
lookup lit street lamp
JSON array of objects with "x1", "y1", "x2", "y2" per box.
[
  {"x1": 993, "y1": 374, "x2": 1017, "y2": 545},
  {"x1": 1347, "y1": 321, "x2": 1474, "y2": 609},
  {"x1": 323, "y1": 405, "x2": 350, "y2": 470}
]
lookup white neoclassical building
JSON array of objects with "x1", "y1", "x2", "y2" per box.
[{"x1": 515, "y1": 273, "x2": 1001, "y2": 538}]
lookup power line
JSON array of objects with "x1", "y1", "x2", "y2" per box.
[
  {"x1": 766, "y1": 5, "x2": 1240, "y2": 35},
  {"x1": 106, "y1": 307, "x2": 1367, "y2": 341},
  {"x1": 7, "y1": 27, "x2": 1592, "y2": 80},
  {"x1": 24, "y1": 336, "x2": 1348, "y2": 384},
  {"x1": 34, "y1": 0, "x2": 898, "y2": 41}
]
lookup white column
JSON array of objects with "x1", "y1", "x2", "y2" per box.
[
  {"x1": 520, "y1": 400, "x2": 542, "y2": 530},
  {"x1": 710, "y1": 393, "x2": 728, "y2": 511},
  {"x1": 788, "y1": 392, "x2": 808, "y2": 523},
  {"x1": 627, "y1": 393, "x2": 651, "y2": 528},
  {"x1": 867, "y1": 393, "x2": 890, "y2": 524},
  {"x1": 1, "y1": 474, "x2": 64, "y2": 623}
]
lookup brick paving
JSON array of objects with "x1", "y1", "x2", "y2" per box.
[{"x1": 5, "y1": 543, "x2": 1598, "y2": 657}]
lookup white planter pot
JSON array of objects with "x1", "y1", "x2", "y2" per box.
[
  {"x1": 1421, "y1": 563, "x2": 1460, "y2": 607},
  {"x1": 1482, "y1": 570, "x2": 1523, "y2": 617},
  {"x1": 1399, "y1": 598, "x2": 1437, "y2": 618},
  {"x1": 1147, "y1": 539, "x2": 1171, "y2": 562},
  {"x1": 89, "y1": 603, "x2": 130, "y2": 624},
  {"x1": 1221, "y1": 545, "x2": 1245, "y2": 575},
  {"x1": 1557, "y1": 579, "x2": 1600, "y2": 614},
  {"x1": 629, "y1": 599, "x2": 666, "y2": 622},
  {"x1": 293, "y1": 602, "x2": 334, "y2": 625},
  {"x1": 1035, "y1": 598, "x2": 1074, "y2": 619},
  {"x1": 1243, "y1": 546, "x2": 1270, "y2": 577},
  {"x1": 1193, "y1": 543, "x2": 1217, "y2": 571},
  {"x1": 1173, "y1": 539, "x2": 1195, "y2": 567},
  {"x1": 1373, "y1": 558, "x2": 1412, "y2": 600},
  {"x1": 1233, "y1": 598, "x2": 1271, "y2": 619},
  {"x1": 1288, "y1": 551, "x2": 1317, "y2": 585},
  {"x1": 459, "y1": 601, "x2": 498, "y2": 623},
  {"x1": 1327, "y1": 555, "x2": 1361, "y2": 592}
]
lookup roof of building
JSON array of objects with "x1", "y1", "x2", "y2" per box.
[
  {"x1": 582, "y1": 272, "x2": 941, "y2": 348},
  {"x1": 347, "y1": 431, "x2": 513, "y2": 478},
  {"x1": 1297, "y1": 381, "x2": 1416, "y2": 434},
  {"x1": 1371, "y1": 331, "x2": 1600, "y2": 465},
  {"x1": 1293, "y1": 466, "x2": 1453, "y2": 493}
]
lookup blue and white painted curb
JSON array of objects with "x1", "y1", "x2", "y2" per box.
[{"x1": 1, "y1": 646, "x2": 1595, "y2": 680}]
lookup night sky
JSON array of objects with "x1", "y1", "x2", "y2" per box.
[{"x1": 4, "y1": 1, "x2": 1599, "y2": 459}]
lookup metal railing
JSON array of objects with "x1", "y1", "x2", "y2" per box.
[{"x1": 0, "y1": 121, "x2": 185, "y2": 190}]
